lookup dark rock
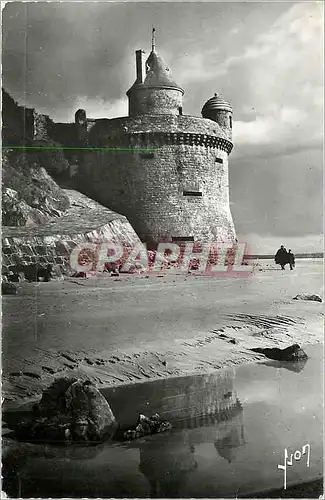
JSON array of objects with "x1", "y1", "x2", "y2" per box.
[
  {"x1": 22, "y1": 263, "x2": 55, "y2": 282},
  {"x1": 251, "y1": 343, "x2": 308, "y2": 362},
  {"x1": 65, "y1": 380, "x2": 117, "y2": 442},
  {"x1": 2, "y1": 282, "x2": 18, "y2": 295},
  {"x1": 123, "y1": 413, "x2": 172, "y2": 441},
  {"x1": 71, "y1": 271, "x2": 88, "y2": 278},
  {"x1": 15, "y1": 377, "x2": 117, "y2": 444},
  {"x1": 36, "y1": 377, "x2": 77, "y2": 417},
  {"x1": 293, "y1": 293, "x2": 323, "y2": 302}
]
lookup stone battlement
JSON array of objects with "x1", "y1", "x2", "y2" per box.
[{"x1": 99, "y1": 131, "x2": 233, "y2": 153}]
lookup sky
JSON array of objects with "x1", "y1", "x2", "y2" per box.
[{"x1": 2, "y1": 1, "x2": 324, "y2": 253}]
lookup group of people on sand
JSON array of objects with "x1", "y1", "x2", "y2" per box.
[{"x1": 274, "y1": 245, "x2": 295, "y2": 270}]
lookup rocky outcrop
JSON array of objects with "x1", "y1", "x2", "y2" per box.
[
  {"x1": 293, "y1": 293, "x2": 323, "y2": 302},
  {"x1": 251, "y1": 344, "x2": 308, "y2": 362},
  {"x1": 2, "y1": 150, "x2": 70, "y2": 227},
  {"x1": 15, "y1": 378, "x2": 117, "y2": 444}
]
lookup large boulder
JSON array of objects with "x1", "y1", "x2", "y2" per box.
[
  {"x1": 251, "y1": 344, "x2": 308, "y2": 362},
  {"x1": 15, "y1": 378, "x2": 117, "y2": 444},
  {"x1": 65, "y1": 380, "x2": 117, "y2": 442}
]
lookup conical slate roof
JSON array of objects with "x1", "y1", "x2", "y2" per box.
[
  {"x1": 144, "y1": 50, "x2": 183, "y2": 91},
  {"x1": 202, "y1": 93, "x2": 232, "y2": 114}
]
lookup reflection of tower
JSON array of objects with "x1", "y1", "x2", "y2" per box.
[
  {"x1": 214, "y1": 407, "x2": 245, "y2": 463},
  {"x1": 137, "y1": 366, "x2": 246, "y2": 497},
  {"x1": 138, "y1": 434, "x2": 197, "y2": 498}
]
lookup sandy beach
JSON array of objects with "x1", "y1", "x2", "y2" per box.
[{"x1": 2, "y1": 258, "x2": 323, "y2": 410}]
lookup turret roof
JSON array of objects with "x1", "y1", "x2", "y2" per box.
[
  {"x1": 144, "y1": 49, "x2": 183, "y2": 91},
  {"x1": 202, "y1": 93, "x2": 232, "y2": 113}
]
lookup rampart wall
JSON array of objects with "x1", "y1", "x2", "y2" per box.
[{"x1": 76, "y1": 115, "x2": 236, "y2": 244}]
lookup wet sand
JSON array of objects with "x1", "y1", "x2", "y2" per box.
[
  {"x1": 2, "y1": 345, "x2": 323, "y2": 498},
  {"x1": 2, "y1": 259, "x2": 323, "y2": 409}
]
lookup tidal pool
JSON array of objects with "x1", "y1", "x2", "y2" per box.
[{"x1": 2, "y1": 344, "x2": 323, "y2": 498}]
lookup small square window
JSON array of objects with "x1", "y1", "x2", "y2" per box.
[
  {"x1": 215, "y1": 158, "x2": 223, "y2": 164},
  {"x1": 172, "y1": 236, "x2": 194, "y2": 242},
  {"x1": 183, "y1": 191, "x2": 202, "y2": 197}
]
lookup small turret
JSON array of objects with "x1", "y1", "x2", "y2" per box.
[
  {"x1": 202, "y1": 93, "x2": 233, "y2": 140},
  {"x1": 127, "y1": 29, "x2": 184, "y2": 117},
  {"x1": 75, "y1": 109, "x2": 87, "y2": 145}
]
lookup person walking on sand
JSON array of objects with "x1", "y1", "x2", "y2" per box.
[
  {"x1": 274, "y1": 245, "x2": 288, "y2": 270},
  {"x1": 287, "y1": 249, "x2": 295, "y2": 270}
]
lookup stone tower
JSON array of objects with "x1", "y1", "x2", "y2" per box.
[
  {"x1": 127, "y1": 29, "x2": 184, "y2": 117},
  {"x1": 76, "y1": 32, "x2": 237, "y2": 245}
]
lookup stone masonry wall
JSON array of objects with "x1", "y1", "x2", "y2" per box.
[
  {"x1": 87, "y1": 115, "x2": 231, "y2": 145},
  {"x1": 128, "y1": 87, "x2": 183, "y2": 116},
  {"x1": 76, "y1": 114, "x2": 236, "y2": 244},
  {"x1": 2, "y1": 190, "x2": 141, "y2": 278},
  {"x1": 33, "y1": 112, "x2": 52, "y2": 140},
  {"x1": 77, "y1": 143, "x2": 236, "y2": 243}
]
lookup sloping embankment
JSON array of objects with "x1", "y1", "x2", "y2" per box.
[{"x1": 2, "y1": 189, "x2": 141, "y2": 277}]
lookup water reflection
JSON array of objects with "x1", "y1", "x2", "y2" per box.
[
  {"x1": 214, "y1": 420, "x2": 245, "y2": 463},
  {"x1": 139, "y1": 434, "x2": 198, "y2": 498},
  {"x1": 3, "y1": 367, "x2": 246, "y2": 498},
  {"x1": 103, "y1": 367, "x2": 241, "y2": 427},
  {"x1": 4, "y1": 349, "x2": 322, "y2": 499},
  {"x1": 137, "y1": 405, "x2": 245, "y2": 497},
  {"x1": 135, "y1": 367, "x2": 245, "y2": 498}
]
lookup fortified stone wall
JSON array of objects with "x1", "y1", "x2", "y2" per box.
[
  {"x1": 2, "y1": 89, "x2": 76, "y2": 151},
  {"x1": 76, "y1": 114, "x2": 236, "y2": 244},
  {"x1": 33, "y1": 112, "x2": 52, "y2": 141},
  {"x1": 213, "y1": 110, "x2": 232, "y2": 141},
  {"x1": 50, "y1": 122, "x2": 77, "y2": 148},
  {"x1": 2, "y1": 89, "x2": 34, "y2": 145},
  {"x1": 128, "y1": 87, "x2": 183, "y2": 116}
]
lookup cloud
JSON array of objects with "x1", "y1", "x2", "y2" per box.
[
  {"x1": 232, "y1": 106, "x2": 322, "y2": 159},
  {"x1": 233, "y1": 108, "x2": 308, "y2": 147},
  {"x1": 175, "y1": 49, "x2": 221, "y2": 85},
  {"x1": 175, "y1": 2, "x2": 323, "y2": 159},
  {"x1": 228, "y1": 2, "x2": 323, "y2": 156}
]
